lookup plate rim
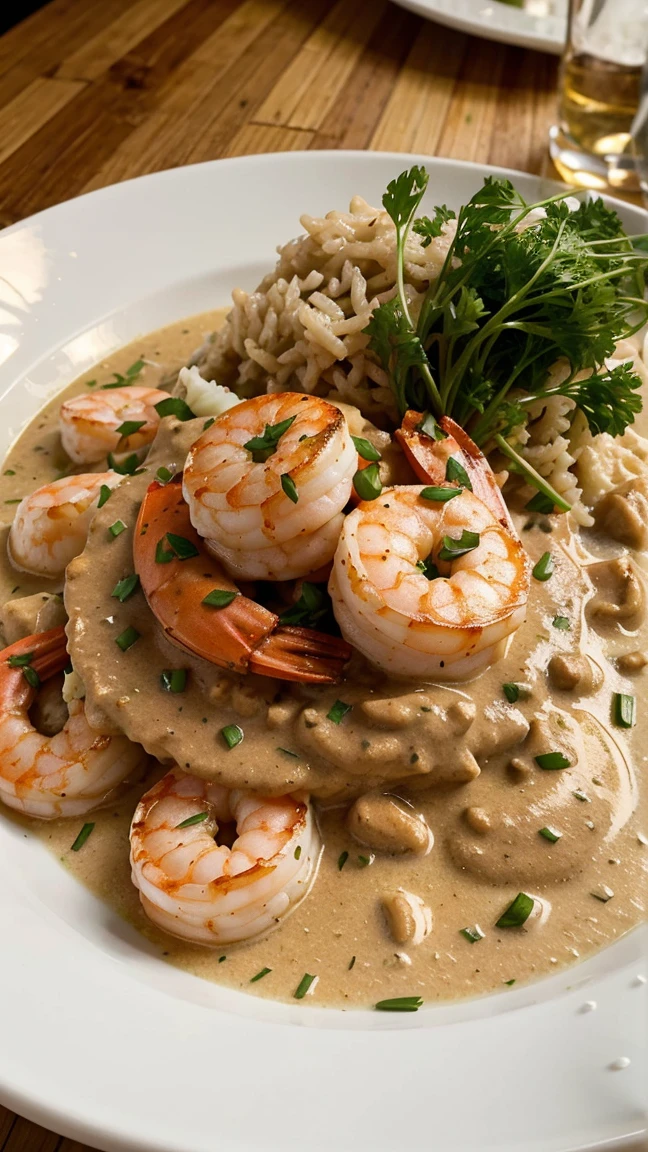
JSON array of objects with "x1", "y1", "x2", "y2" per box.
[
  {"x1": 0, "y1": 149, "x2": 646, "y2": 1152},
  {"x1": 391, "y1": 0, "x2": 567, "y2": 54}
]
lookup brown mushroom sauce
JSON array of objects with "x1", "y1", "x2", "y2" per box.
[{"x1": 0, "y1": 311, "x2": 646, "y2": 1009}]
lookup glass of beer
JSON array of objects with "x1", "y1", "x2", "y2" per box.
[{"x1": 550, "y1": 0, "x2": 648, "y2": 191}]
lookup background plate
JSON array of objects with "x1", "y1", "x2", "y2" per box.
[
  {"x1": 392, "y1": 0, "x2": 567, "y2": 54},
  {"x1": 0, "y1": 151, "x2": 646, "y2": 1152}
]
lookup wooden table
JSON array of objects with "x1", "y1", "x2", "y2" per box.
[{"x1": 0, "y1": 1, "x2": 562, "y2": 1149}]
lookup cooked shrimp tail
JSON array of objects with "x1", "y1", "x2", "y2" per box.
[
  {"x1": 0, "y1": 627, "x2": 146, "y2": 818},
  {"x1": 396, "y1": 411, "x2": 515, "y2": 532},
  {"x1": 134, "y1": 477, "x2": 351, "y2": 683},
  {"x1": 130, "y1": 768, "x2": 320, "y2": 945}
]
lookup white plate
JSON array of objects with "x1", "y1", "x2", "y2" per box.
[
  {"x1": 392, "y1": 0, "x2": 567, "y2": 54},
  {"x1": 0, "y1": 152, "x2": 646, "y2": 1152}
]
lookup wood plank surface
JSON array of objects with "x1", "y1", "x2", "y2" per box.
[{"x1": 0, "y1": 2, "x2": 630, "y2": 1150}]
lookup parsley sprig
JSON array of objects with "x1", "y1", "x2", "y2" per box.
[{"x1": 366, "y1": 168, "x2": 648, "y2": 507}]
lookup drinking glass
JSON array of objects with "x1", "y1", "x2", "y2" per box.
[{"x1": 550, "y1": 0, "x2": 648, "y2": 191}]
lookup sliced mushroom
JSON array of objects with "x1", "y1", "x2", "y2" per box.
[
  {"x1": 617, "y1": 650, "x2": 647, "y2": 673},
  {"x1": 588, "y1": 556, "x2": 645, "y2": 625},
  {"x1": 547, "y1": 653, "x2": 602, "y2": 694},
  {"x1": 347, "y1": 792, "x2": 433, "y2": 855},
  {"x1": 1, "y1": 590, "x2": 66, "y2": 646},
  {"x1": 382, "y1": 889, "x2": 432, "y2": 945},
  {"x1": 593, "y1": 475, "x2": 648, "y2": 550}
]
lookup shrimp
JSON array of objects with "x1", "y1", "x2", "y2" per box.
[
  {"x1": 8, "y1": 471, "x2": 122, "y2": 577},
  {"x1": 130, "y1": 768, "x2": 320, "y2": 945},
  {"x1": 330, "y1": 485, "x2": 530, "y2": 680},
  {"x1": 182, "y1": 392, "x2": 357, "y2": 581},
  {"x1": 395, "y1": 411, "x2": 516, "y2": 532},
  {"x1": 134, "y1": 475, "x2": 351, "y2": 683},
  {"x1": 59, "y1": 385, "x2": 169, "y2": 465},
  {"x1": 0, "y1": 627, "x2": 146, "y2": 818}
]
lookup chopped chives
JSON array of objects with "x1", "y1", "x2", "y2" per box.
[
  {"x1": 348, "y1": 955, "x2": 356, "y2": 970},
  {"x1": 4, "y1": 498, "x2": 21, "y2": 504},
  {"x1": 202, "y1": 589, "x2": 238, "y2": 608},
  {"x1": 244, "y1": 416, "x2": 296, "y2": 462},
  {"x1": 351, "y1": 435, "x2": 381, "y2": 462},
  {"x1": 165, "y1": 532, "x2": 199, "y2": 560},
  {"x1": 175, "y1": 811, "x2": 209, "y2": 829},
  {"x1": 338, "y1": 851, "x2": 349, "y2": 871},
  {"x1": 115, "y1": 419, "x2": 146, "y2": 438},
  {"x1": 277, "y1": 747, "x2": 299, "y2": 758},
  {"x1": 552, "y1": 615, "x2": 570, "y2": 630},
  {"x1": 280, "y1": 473, "x2": 298, "y2": 503},
  {"x1": 108, "y1": 519, "x2": 127, "y2": 538},
  {"x1": 525, "y1": 491, "x2": 555, "y2": 514},
  {"x1": 420, "y1": 485, "x2": 462, "y2": 503},
  {"x1": 115, "y1": 626, "x2": 140, "y2": 652},
  {"x1": 374, "y1": 996, "x2": 423, "y2": 1012},
  {"x1": 97, "y1": 484, "x2": 112, "y2": 508},
  {"x1": 539, "y1": 826, "x2": 562, "y2": 843},
  {"x1": 535, "y1": 751, "x2": 570, "y2": 770},
  {"x1": 250, "y1": 967, "x2": 272, "y2": 983},
  {"x1": 502, "y1": 682, "x2": 519, "y2": 703},
  {"x1": 445, "y1": 456, "x2": 472, "y2": 490},
  {"x1": 203, "y1": 417, "x2": 215, "y2": 431},
  {"x1": 4, "y1": 469, "x2": 15, "y2": 476},
  {"x1": 504, "y1": 979, "x2": 516, "y2": 986},
  {"x1": 294, "y1": 973, "x2": 317, "y2": 999},
  {"x1": 496, "y1": 892, "x2": 534, "y2": 928},
  {"x1": 418, "y1": 412, "x2": 446, "y2": 440},
  {"x1": 613, "y1": 692, "x2": 636, "y2": 729},
  {"x1": 155, "y1": 538, "x2": 174, "y2": 563},
  {"x1": 294, "y1": 845, "x2": 302, "y2": 860},
  {"x1": 417, "y1": 556, "x2": 440, "y2": 580},
  {"x1": 357, "y1": 854, "x2": 374, "y2": 867},
  {"x1": 71, "y1": 822, "x2": 95, "y2": 852},
  {"x1": 161, "y1": 669, "x2": 187, "y2": 693},
  {"x1": 23, "y1": 665, "x2": 40, "y2": 689},
  {"x1": 221, "y1": 724, "x2": 243, "y2": 749},
  {"x1": 7, "y1": 652, "x2": 34, "y2": 668},
  {"x1": 218, "y1": 955, "x2": 226, "y2": 963},
  {"x1": 438, "y1": 529, "x2": 480, "y2": 562},
  {"x1": 155, "y1": 466, "x2": 173, "y2": 484},
  {"x1": 107, "y1": 452, "x2": 143, "y2": 476},
  {"x1": 532, "y1": 552, "x2": 554, "y2": 581},
  {"x1": 353, "y1": 462, "x2": 382, "y2": 501},
  {"x1": 327, "y1": 699, "x2": 352, "y2": 724},
  {"x1": 460, "y1": 925, "x2": 485, "y2": 943},
  {"x1": 154, "y1": 397, "x2": 196, "y2": 421},
  {"x1": 111, "y1": 574, "x2": 140, "y2": 602}
]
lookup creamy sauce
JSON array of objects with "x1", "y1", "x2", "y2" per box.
[{"x1": 1, "y1": 314, "x2": 646, "y2": 1009}]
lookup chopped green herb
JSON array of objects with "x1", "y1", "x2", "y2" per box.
[
  {"x1": 496, "y1": 892, "x2": 534, "y2": 928},
  {"x1": 353, "y1": 462, "x2": 382, "y2": 501},
  {"x1": 107, "y1": 452, "x2": 143, "y2": 476},
  {"x1": 526, "y1": 491, "x2": 555, "y2": 514},
  {"x1": 417, "y1": 556, "x2": 440, "y2": 580},
  {"x1": 279, "y1": 581, "x2": 328, "y2": 627},
  {"x1": 250, "y1": 967, "x2": 272, "y2": 983},
  {"x1": 155, "y1": 538, "x2": 174, "y2": 564},
  {"x1": 108, "y1": 520, "x2": 127, "y2": 538},
  {"x1": 552, "y1": 615, "x2": 570, "y2": 630},
  {"x1": 357, "y1": 854, "x2": 374, "y2": 867},
  {"x1": 374, "y1": 996, "x2": 423, "y2": 1012},
  {"x1": 202, "y1": 589, "x2": 237, "y2": 608},
  {"x1": 161, "y1": 669, "x2": 187, "y2": 693},
  {"x1": 175, "y1": 811, "x2": 209, "y2": 829},
  {"x1": 294, "y1": 845, "x2": 302, "y2": 860},
  {"x1": 277, "y1": 747, "x2": 299, "y2": 758},
  {"x1": 101, "y1": 361, "x2": 143, "y2": 389},
  {"x1": 111, "y1": 574, "x2": 140, "y2": 602},
  {"x1": 155, "y1": 466, "x2": 173, "y2": 484},
  {"x1": 460, "y1": 925, "x2": 485, "y2": 943},
  {"x1": 115, "y1": 626, "x2": 140, "y2": 652},
  {"x1": 539, "y1": 826, "x2": 562, "y2": 843},
  {"x1": 23, "y1": 665, "x2": 40, "y2": 689},
  {"x1": 613, "y1": 692, "x2": 636, "y2": 729},
  {"x1": 4, "y1": 498, "x2": 21, "y2": 504},
  {"x1": 535, "y1": 751, "x2": 570, "y2": 770},
  {"x1": 165, "y1": 532, "x2": 199, "y2": 560},
  {"x1": 4, "y1": 469, "x2": 15, "y2": 476},
  {"x1": 97, "y1": 483, "x2": 112, "y2": 508},
  {"x1": 70, "y1": 822, "x2": 95, "y2": 852},
  {"x1": 218, "y1": 955, "x2": 226, "y2": 963},
  {"x1": 351, "y1": 435, "x2": 381, "y2": 462},
  {"x1": 294, "y1": 972, "x2": 317, "y2": 1000},
  {"x1": 445, "y1": 456, "x2": 472, "y2": 490},
  {"x1": 418, "y1": 412, "x2": 446, "y2": 440},
  {"x1": 221, "y1": 724, "x2": 243, "y2": 749},
  {"x1": 327, "y1": 699, "x2": 352, "y2": 724},
  {"x1": 438, "y1": 529, "x2": 480, "y2": 562},
  {"x1": 502, "y1": 682, "x2": 520, "y2": 703},
  {"x1": 348, "y1": 955, "x2": 356, "y2": 970},
  {"x1": 420, "y1": 485, "x2": 462, "y2": 503},
  {"x1": 244, "y1": 415, "x2": 296, "y2": 462},
  {"x1": 154, "y1": 397, "x2": 196, "y2": 422},
  {"x1": 281, "y1": 473, "x2": 298, "y2": 503},
  {"x1": 203, "y1": 417, "x2": 215, "y2": 431},
  {"x1": 532, "y1": 552, "x2": 554, "y2": 581},
  {"x1": 338, "y1": 851, "x2": 349, "y2": 871},
  {"x1": 115, "y1": 419, "x2": 146, "y2": 439},
  {"x1": 7, "y1": 652, "x2": 34, "y2": 668},
  {"x1": 504, "y1": 979, "x2": 516, "y2": 986}
]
